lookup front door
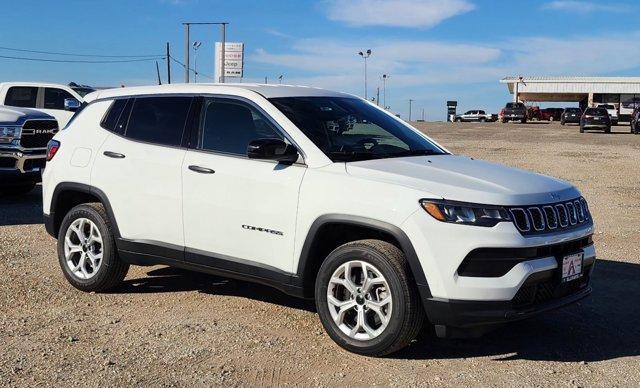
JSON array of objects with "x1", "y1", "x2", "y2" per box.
[{"x1": 182, "y1": 97, "x2": 306, "y2": 273}]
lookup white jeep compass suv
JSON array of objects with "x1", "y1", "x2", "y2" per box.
[{"x1": 42, "y1": 84, "x2": 596, "y2": 356}]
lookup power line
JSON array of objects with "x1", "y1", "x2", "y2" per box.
[
  {"x1": 0, "y1": 54, "x2": 166, "y2": 63},
  {"x1": 169, "y1": 55, "x2": 215, "y2": 80},
  {"x1": 0, "y1": 45, "x2": 163, "y2": 58}
]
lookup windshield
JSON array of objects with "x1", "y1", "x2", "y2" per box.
[
  {"x1": 598, "y1": 104, "x2": 614, "y2": 109},
  {"x1": 269, "y1": 97, "x2": 447, "y2": 162},
  {"x1": 72, "y1": 87, "x2": 95, "y2": 97},
  {"x1": 506, "y1": 102, "x2": 525, "y2": 109},
  {"x1": 565, "y1": 108, "x2": 581, "y2": 113}
]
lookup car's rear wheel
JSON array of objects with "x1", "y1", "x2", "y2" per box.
[
  {"x1": 315, "y1": 239, "x2": 424, "y2": 356},
  {"x1": 605, "y1": 125, "x2": 611, "y2": 133},
  {"x1": 57, "y1": 203, "x2": 129, "y2": 292},
  {"x1": 479, "y1": 117, "x2": 486, "y2": 122}
]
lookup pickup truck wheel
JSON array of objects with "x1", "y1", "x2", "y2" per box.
[
  {"x1": 479, "y1": 117, "x2": 486, "y2": 122},
  {"x1": 0, "y1": 182, "x2": 36, "y2": 196},
  {"x1": 57, "y1": 203, "x2": 129, "y2": 292},
  {"x1": 579, "y1": 125, "x2": 585, "y2": 133},
  {"x1": 605, "y1": 125, "x2": 611, "y2": 133},
  {"x1": 315, "y1": 239, "x2": 425, "y2": 356},
  {"x1": 561, "y1": 120, "x2": 565, "y2": 125}
]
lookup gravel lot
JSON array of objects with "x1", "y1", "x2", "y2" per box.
[{"x1": 1, "y1": 121, "x2": 639, "y2": 387}]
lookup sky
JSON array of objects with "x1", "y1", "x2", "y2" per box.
[{"x1": 2, "y1": 0, "x2": 640, "y2": 120}]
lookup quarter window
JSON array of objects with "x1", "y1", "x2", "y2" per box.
[
  {"x1": 44, "y1": 88, "x2": 75, "y2": 110},
  {"x1": 101, "y1": 99, "x2": 130, "y2": 135},
  {"x1": 199, "y1": 98, "x2": 282, "y2": 155},
  {"x1": 125, "y1": 96, "x2": 192, "y2": 146},
  {"x1": 5, "y1": 86, "x2": 38, "y2": 108}
]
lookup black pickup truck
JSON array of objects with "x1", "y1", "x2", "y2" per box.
[
  {"x1": 0, "y1": 106, "x2": 58, "y2": 195},
  {"x1": 501, "y1": 102, "x2": 527, "y2": 123}
]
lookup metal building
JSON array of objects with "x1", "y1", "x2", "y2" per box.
[{"x1": 500, "y1": 76, "x2": 640, "y2": 121}]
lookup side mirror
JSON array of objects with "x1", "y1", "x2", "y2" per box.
[
  {"x1": 64, "y1": 98, "x2": 81, "y2": 112},
  {"x1": 247, "y1": 138, "x2": 299, "y2": 164}
]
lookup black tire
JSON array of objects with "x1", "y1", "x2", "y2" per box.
[
  {"x1": 479, "y1": 117, "x2": 486, "y2": 122},
  {"x1": 315, "y1": 239, "x2": 425, "y2": 356},
  {"x1": 561, "y1": 120, "x2": 565, "y2": 126},
  {"x1": 579, "y1": 125, "x2": 585, "y2": 133},
  {"x1": 455, "y1": 118, "x2": 462, "y2": 122},
  {"x1": 57, "y1": 203, "x2": 129, "y2": 292},
  {"x1": 0, "y1": 182, "x2": 36, "y2": 196},
  {"x1": 605, "y1": 125, "x2": 611, "y2": 133},
  {"x1": 520, "y1": 118, "x2": 527, "y2": 124}
]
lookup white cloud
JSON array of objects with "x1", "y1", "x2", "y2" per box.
[
  {"x1": 542, "y1": 1, "x2": 629, "y2": 13},
  {"x1": 323, "y1": 0, "x2": 474, "y2": 28}
]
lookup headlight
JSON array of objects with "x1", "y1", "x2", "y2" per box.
[
  {"x1": 0, "y1": 126, "x2": 21, "y2": 144},
  {"x1": 420, "y1": 199, "x2": 511, "y2": 227}
]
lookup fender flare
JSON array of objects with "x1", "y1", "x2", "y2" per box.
[
  {"x1": 295, "y1": 214, "x2": 432, "y2": 298},
  {"x1": 46, "y1": 182, "x2": 121, "y2": 239}
]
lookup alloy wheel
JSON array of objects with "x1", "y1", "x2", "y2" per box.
[
  {"x1": 64, "y1": 218, "x2": 103, "y2": 280},
  {"x1": 326, "y1": 260, "x2": 392, "y2": 341}
]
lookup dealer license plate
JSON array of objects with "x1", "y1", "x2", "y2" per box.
[{"x1": 562, "y1": 252, "x2": 583, "y2": 282}]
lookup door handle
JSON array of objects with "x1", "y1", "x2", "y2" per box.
[
  {"x1": 103, "y1": 151, "x2": 125, "y2": 159},
  {"x1": 188, "y1": 165, "x2": 215, "y2": 174}
]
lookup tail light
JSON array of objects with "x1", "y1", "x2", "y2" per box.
[
  {"x1": 46, "y1": 140, "x2": 60, "y2": 161},
  {"x1": 584, "y1": 115, "x2": 594, "y2": 119}
]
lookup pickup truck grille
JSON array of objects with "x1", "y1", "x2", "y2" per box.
[
  {"x1": 20, "y1": 120, "x2": 58, "y2": 148},
  {"x1": 508, "y1": 197, "x2": 591, "y2": 235}
]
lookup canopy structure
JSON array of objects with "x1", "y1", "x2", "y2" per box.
[{"x1": 500, "y1": 76, "x2": 640, "y2": 119}]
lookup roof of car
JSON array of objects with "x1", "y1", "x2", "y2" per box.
[
  {"x1": 0, "y1": 81, "x2": 75, "y2": 89},
  {"x1": 83, "y1": 83, "x2": 355, "y2": 103}
]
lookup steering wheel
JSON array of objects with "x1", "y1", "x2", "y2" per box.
[{"x1": 355, "y1": 137, "x2": 379, "y2": 150}]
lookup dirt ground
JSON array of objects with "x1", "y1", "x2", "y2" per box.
[{"x1": 1, "y1": 121, "x2": 639, "y2": 387}]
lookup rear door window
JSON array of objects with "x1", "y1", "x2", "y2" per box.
[
  {"x1": 125, "y1": 96, "x2": 192, "y2": 146},
  {"x1": 44, "y1": 88, "x2": 75, "y2": 110},
  {"x1": 5, "y1": 86, "x2": 38, "y2": 108},
  {"x1": 101, "y1": 99, "x2": 131, "y2": 135}
]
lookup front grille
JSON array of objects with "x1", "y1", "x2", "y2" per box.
[
  {"x1": 0, "y1": 157, "x2": 16, "y2": 168},
  {"x1": 512, "y1": 265, "x2": 592, "y2": 306},
  {"x1": 508, "y1": 197, "x2": 591, "y2": 235},
  {"x1": 20, "y1": 120, "x2": 58, "y2": 148}
]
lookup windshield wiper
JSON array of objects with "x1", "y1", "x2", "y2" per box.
[{"x1": 394, "y1": 149, "x2": 445, "y2": 157}]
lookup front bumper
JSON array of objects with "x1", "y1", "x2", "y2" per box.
[
  {"x1": 422, "y1": 251, "x2": 594, "y2": 336},
  {"x1": 401, "y1": 208, "x2": 596, "y2": 335},
  {"x1": 0, "y1": 146, "x2": 47, "y2": 181}
]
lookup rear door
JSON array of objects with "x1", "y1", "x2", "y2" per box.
[
  {"x1": 181, "y1": 96, "x2": 306, "y2": 273},
  {"x1": 3, "y1": 86, "x2": 38, "y2": 108},
  {"x1": 92, "y1": 96, "x2": 193, "y2": 249}
]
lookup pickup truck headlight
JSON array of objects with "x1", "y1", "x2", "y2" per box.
[
  {"x1": 0, "y1": 125, "x2": 21, "y2": 144},
  {"x1": 420, "y1": 199, "x2": 511, "y2": 227}
]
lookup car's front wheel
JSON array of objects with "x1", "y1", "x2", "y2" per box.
[
  {"x1": 605, "y1": 125, "x2": 611, "y2": 133},
  {"x1": 315, "y1": 240, "x2": 425, "y2": 356},
  {"x1": 57, "y1": 203, "x2": 129, "y2": 292}
]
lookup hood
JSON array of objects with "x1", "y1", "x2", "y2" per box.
[
  {"x1": 0, "y1": 105, "x2": 55, "y2": 125},
  {"x1": 346, "y1": 155, "x2": 579, "y2": 206}
]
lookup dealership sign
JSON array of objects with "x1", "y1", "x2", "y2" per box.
[{"x1": 214, "y1": 42, "x2": 244, "y2": 81}]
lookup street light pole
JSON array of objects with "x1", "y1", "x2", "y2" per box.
[
  {"x1": 358, "y1": 49, "x2": 372, "y2": 100},
  {"x1": 184, "y1": 24, "x2": 190, "y2": 83},
  {"x1": 409, "y1": 99, "x2": 414, "y2": 121},
  {"x1": 382, "y1": 74, "x2": 389, "y2": 109},
  {"x1": 192, "y1": 41, "x2": 202, "y2": 83}
]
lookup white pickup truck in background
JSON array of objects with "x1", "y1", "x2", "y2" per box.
[{"x1": 0, "y1": 82, "x2": 85, "y2": 128}]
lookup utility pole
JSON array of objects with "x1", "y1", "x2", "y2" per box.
[
  {"x1": 264, "y1": 76, "x2": 268, "y2": 84},
  {"x1": 376, "y1": 87, "x2": 380, "y2": 106},
  {"x1": 166, "y1": 42, "x2": 171, "y2": 84},
  {"x1": 358, "y1": 49, "x2": 372, "y2": 100},
  {"x1": 409, "y1": 99, "x2": 414, "y2": 121},
  {"x1": 184, "y1": 24, "x2": 190, "y2": 83},
  {"x1": 155, "y1": 61, "x2": 162, "y2": 85},
  {"x1": 422, "y1": 108, "x2": 425, "y2": 121},
  {"x1": 278, "y1": 74, "x2": 283, "y2": 84}
]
